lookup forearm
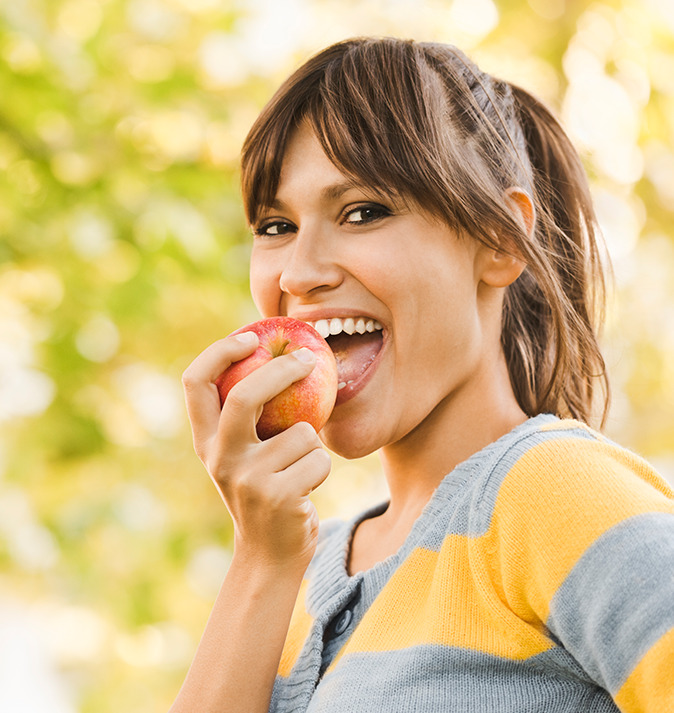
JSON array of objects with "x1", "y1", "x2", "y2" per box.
[{"x1": 169, "y1": 553, "x2": 306, "y2": 713}]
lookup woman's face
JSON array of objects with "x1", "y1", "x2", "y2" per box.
[{"x1": 249, "y1": 124, "x2": 502, "y2": 458}]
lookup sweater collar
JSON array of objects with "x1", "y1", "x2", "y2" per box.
[{"x1": 306, "y1": 413, "x2": 560, "y2": 616}]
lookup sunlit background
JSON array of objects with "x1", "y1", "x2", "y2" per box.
[{"x1": 1, "y1": 0, "x2": 673, "y2": 710}]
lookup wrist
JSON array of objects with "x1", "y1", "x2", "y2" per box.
[{"x1": 228, "y1": 543, "x2": 311, "y2": 585}]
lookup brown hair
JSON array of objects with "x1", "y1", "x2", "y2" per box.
[{"x1": 241, "y1": 37, "x2": 610, "y2": 426}]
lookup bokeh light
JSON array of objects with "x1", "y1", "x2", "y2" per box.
[{"x1": 1, "y1": 1, "x2": 673, "y2": 711}]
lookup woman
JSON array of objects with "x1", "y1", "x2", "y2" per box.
[{"x1": 173, "y1": 38, "x2": 674, "y2": 712}]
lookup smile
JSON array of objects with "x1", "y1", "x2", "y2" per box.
[
  {"x1": 303, "y1": 317, "x2": 385, "y2": 405},
  {"x1": 305, "y1": 317, "x2": 383, "y2": 339}
]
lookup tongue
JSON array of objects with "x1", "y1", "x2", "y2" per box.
[{"x1": 327, "y1": 331, "x2": 383, "y2": 385}]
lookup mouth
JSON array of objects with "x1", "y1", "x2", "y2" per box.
[{"x1": 304, "y1": 317, "x2": 385, "y2": 405}]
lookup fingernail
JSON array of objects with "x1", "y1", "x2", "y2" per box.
[
  {"x1": 234, "y1": 331, "x2": 257, "y2": 345},
  {"x1": 292, "y1": 347, "x2": 316, "y2": 364}
]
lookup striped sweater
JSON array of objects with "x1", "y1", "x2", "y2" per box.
[{"x1": 269, "y1": 414, "x2": 674, "y2": 712}]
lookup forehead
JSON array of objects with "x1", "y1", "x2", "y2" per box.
[
  {"x1": 278, "y1": 126, "x2": 347, "y2": 189},
  {"x1": 267, "y1": 124, "x2": 399, "y2": 213}
]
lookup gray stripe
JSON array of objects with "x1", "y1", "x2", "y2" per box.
[
  {"x1": 305, "y1": 416, "x2": 578, "y2": 615},
  {"x1": 466, "y1": 422, "x2": 597, "y2": 538},
  {"x1": 547, "y1": 511, "x2": 674, "y2": 693},
  {"x1": 414, "y1": 419, "x2": 597, "y2": 546},
  {"x1": 292, "y1": 645, "x2": 618, "y2": 713}
]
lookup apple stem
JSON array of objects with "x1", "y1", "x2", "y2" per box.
[{"x1": 276, "y1": 339, "x2": 291, "y2": 357}]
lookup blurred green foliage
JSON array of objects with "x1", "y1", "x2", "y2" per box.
[{"x1": 0, "y1": 0, "x2": 673, "y2": 711}]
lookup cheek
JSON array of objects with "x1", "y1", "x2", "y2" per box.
[{"x1": 249, "y1": 251, "x2": 281, "y2": 317}]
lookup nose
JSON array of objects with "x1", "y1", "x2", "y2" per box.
[{"x1": 278, "y1": 226, "x2": 343, "y2": 297}]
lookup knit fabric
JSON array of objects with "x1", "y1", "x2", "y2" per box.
[{"x1": 269, "y1": 414, "x2": 674, "y2": 713}]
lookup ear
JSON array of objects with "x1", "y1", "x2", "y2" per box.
[
  {"x1": 477, "y1": 245, "x2": 527, "y2": 288},
  {"x1": 478, "y1": 187, "x2": 533, "y2": 289}
]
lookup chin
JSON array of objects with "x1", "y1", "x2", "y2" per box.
[
  {"x1": 318, "y1": 411, "x2": 385, "y2": 460},
  {"x1": 321, "y1": 438, "x2": 377, "y2": 461}
]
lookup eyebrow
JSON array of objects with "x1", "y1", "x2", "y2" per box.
[{"x1": 267, "y1": 180, "x2": 361, "y2": 211}]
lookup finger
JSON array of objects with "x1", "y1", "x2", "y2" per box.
[
  {"x1": 276, "y1": 447, "x2": 332, "y2": 497},
  {"x1": 182, "y1": 332, "x2": 259, "y2": 445},
  {"x1": 218, "y1": 348, "x2": 317, "y2": 444},
  {"x1": 260, "y1": 421, "x2": 323, "y2": 470}
]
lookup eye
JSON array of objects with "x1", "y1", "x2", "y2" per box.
[
  {"x1": 253, "y1": 220, "x2": 295, "y2": 238},
  {"x1": 342, "y1": 204, "x2": 391, "y2": 226}
]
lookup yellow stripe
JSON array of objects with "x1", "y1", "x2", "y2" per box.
[
  {"x1": 327, "y1": 536, "x2": 554, "y2": 673},
  {"x1": 328, "y1": 435, "x2": 674, "y2": 675},
  {"x1": 614, "y1": 627, "x2": 674, "y2": 712},
  {"x1": 487, "y1": 438, "x2": 674, "y2": 624},
  {"x1": 278, "y1": 578, "x2": 313, "y2": 677}
]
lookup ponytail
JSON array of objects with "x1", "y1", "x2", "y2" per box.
[{"x1": 504, "y1": 85, "x2": 610, "y2": 426}]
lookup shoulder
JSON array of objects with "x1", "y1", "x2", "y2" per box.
[
  {"x1": 477, "y1": 417, "x2": 674, "y2": 632},
  {"x1": 472, "y1": 415, "x2": 674, "y2": 574},
  {"x1": 428, "y1": 414, "x2": 673, "y2": 541},
  {"x1": 485, "y1": 415, "x2": 674, "y2": 516},
  {"x1": 483, "y1": 415, "x2": 674, "y2": 578}
]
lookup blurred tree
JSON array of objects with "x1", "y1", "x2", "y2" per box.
[{"x1": 0, "y1": 1, "x2": 672, "y2": 711}]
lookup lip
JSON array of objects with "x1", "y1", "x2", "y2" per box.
[{"x1": 286, "y1": 309, "x2": 388, "y2": 407}]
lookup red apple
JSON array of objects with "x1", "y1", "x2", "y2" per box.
[{"x1": 215, "y1": 317, "x2": 338, "y2": 440}]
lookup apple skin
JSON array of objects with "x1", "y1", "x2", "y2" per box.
[{"x1": 215, "y1": 317, "x2": 339, "y2": 440}]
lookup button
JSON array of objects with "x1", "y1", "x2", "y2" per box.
[{"x1": 333, "y1": 609, "x2": 353, "y2": 636}]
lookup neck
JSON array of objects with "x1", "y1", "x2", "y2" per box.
[{"x1": 377, "y1": 356, "x2": 527, "y2": 524}]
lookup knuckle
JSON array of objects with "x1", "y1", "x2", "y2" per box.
[
  {"x1": 204, "y1": 452, "x2": 227, "y2": 481},
  {"x1": 294, "y1": 420, "x2": 318, "y2": 444},
  {"x1": 285, "y1": 447, "x2": 330, "y2": 481},
  {"x1": 312, "y1": 448, "x2": 332, "y2": 473},
  {"x1": 181, "y1": 367, "x2": 197, "y2": 391},
  {"x1": 213, "y1": 463, "x2": 247, "y2": 499},
  {"x1": 193, "y1": 439, "x2": 207, "y2": 463},
  {"x1": 233, "y1": 471, "x2": 256, "y2": 499},
  {"x1": 238, "y1": 473, "x2": 280, "y2": 511},
  {"x1": 223, "y1": 383, "x2": 253, "y2": 413},
  {"x1": 264, "y1": 488, "x2": 287, "y2": 513},
  {"x1": 194, "y1": 434, "x2": 214, "y2": 463}
]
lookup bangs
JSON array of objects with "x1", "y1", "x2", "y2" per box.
[
  {"x1": 241, "y1": 39, "x2": 489, "y2": 233},
  {"x1": 241, "y1": 37, "x2": 530, "y2": 256}
]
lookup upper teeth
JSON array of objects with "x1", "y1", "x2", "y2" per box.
[{"x1": 305, "y1": 317, "x2": 383, "y2": 339}]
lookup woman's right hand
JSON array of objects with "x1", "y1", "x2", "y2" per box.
[{"x1": 181, "y1": 331, "x2": 332, "y2": 571}]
